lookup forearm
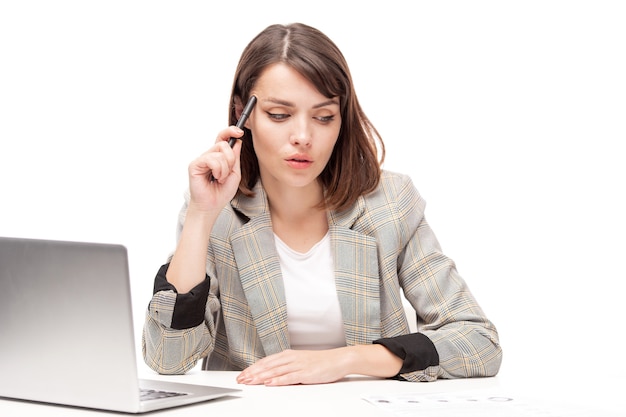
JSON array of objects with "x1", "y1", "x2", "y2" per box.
[{"x1": 167, "y1": 207, "x2": 219, "y2": 293}]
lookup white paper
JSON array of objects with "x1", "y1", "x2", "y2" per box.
[{"x1": 362, "y1": 391, "x2": 623, "y2": 417}]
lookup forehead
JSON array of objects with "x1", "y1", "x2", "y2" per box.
[{"x1": 253, "y1": 63, "x2": 338, "y2": 106}]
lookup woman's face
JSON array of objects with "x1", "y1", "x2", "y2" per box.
[{"x1": 246, "y1": 63, "x2": 341, "y2": 191}]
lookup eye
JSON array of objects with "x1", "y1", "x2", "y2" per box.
[
  {"x1": 267, "y1": 112, "x2": 290, "y2": 121},
  {"x1": 315, "y1": 115, "x2": 336, "y2": 123}
]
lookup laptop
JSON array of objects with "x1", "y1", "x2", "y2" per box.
[{"x1": 0, "y1": 236, "x2": 240, "y2": 413}]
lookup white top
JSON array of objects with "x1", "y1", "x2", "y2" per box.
[{"x1": 274, "y1": 232, "x2": 347, "y2": 350}]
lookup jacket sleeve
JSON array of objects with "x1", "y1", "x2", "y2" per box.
[
  {"x1": 142, "y1": 192, "x2": 222, "y2": 375},
  {"x1": 373, "y1": 333, "x2": 439, "y2": 375},
  {"x1": 387, "y1": 174, "x2": 503, "y2": 381},
  {"x1": 142, "y1": 263, "x2": 220, "y2": 375}
]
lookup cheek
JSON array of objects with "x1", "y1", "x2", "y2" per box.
[
  {"x1": 250, "y1": 120, "x2": 280, "y2": 152},
  {"x1": 251, "y1": 137, "x2": 287, "y2": 172},
  {"x1": 320, "y1": 125, "x2": 341, "y2": 152}
]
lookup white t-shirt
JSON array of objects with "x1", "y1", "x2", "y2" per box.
[{"x1": 274, "y1": 232, "x2": 347, "y2": 350}]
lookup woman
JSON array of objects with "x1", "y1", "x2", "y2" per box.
[{"x1": 142, "y1": 22, "x2": 502, "y2": 385}]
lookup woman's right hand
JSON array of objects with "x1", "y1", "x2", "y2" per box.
[{"x1": 187, "y1": 126, "x2": 245, "y2": 213}]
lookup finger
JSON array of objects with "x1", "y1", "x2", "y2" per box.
[
  {"x1": 199, "y1": 141, "x2": 235, "y2": 182},
  {"x1": 188, "y1": 154, "x2": 213, "y2": 178},
  {"x1": 210, "y1": 154, "x2": 230, "y2": 183},
  {"x1": 189, "y1": 149, "x2": 222, "y2": 178},
  {"x1": 236, "y1": 356, "x2": 276, "y2": 383},
  {"x1": 215, "y1": 126, "x2": 244, "y2": 145},
  {"x1": 232, "y1": 139, "x2": 242, "y2": 173},
  {"x1": 263, "y1": 373, "x2": 298, "y2": 386},
  {"x1": 237, "y1": 351, "x2": 300, "y2": 385},
  {"x1": 239, "y1": 363, "x2": 297, "y2": 386}
]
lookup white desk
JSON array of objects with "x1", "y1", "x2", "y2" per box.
[{"x1": 1, "y1": 370, "x2": 623, "y2": 416}]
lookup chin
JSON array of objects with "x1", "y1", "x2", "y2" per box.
[{"x1": 284, "y1": 172, "x2": 322, "y2": 188}]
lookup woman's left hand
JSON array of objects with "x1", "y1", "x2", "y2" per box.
[
  {"x1": 236, "y1": 344, "x2": 402, "y2": 386},
  {"x1": 236, "y1": 349, "x2": 350, "y2": 386}
]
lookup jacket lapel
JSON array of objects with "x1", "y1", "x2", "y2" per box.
[
  {"x1": 230, "y1": 186, "x2": 290, "y2": 356},
  {"x1": 330, "y1": 225, "x2": 382, "y2": 345},
  {"x1": 328, "y1": 198, "x2": 382, "y2": 345},
  {"x1": 230, "y1": 213, "x2": 291, "y2": 355}
]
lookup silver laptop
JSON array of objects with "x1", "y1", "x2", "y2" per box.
[{"x1": 0, "y1": 236, "x2": 240, "y2": 413}]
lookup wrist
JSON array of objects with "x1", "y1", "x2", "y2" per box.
[
  {"x1": 186, "y1": 201, "x2": 223, "y2": 218},
  {"x1": 184, "y1": 205, "x2": 220, "y2": 233},
  {"x1": 341, "y1": 344, "x2": 402, "y2": 378}
]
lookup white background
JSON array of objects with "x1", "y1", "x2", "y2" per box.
[{"x1": 1, "y1": 0, "x2": 624, "y2": 383}]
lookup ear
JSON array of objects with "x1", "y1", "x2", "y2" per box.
[{"x1": 233, "y1": 96, "x2": 254, "y2": 129}]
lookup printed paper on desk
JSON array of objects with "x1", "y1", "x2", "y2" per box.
[{"x1": 362, "y1": 391, "x2": 623, "y2": 417}]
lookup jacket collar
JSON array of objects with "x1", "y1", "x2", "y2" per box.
[
  {"x1": 229, "y1": 181, "x2": 270, "y2": 222},
  {"x1": 230, "y1": 180, "x2": 366, "y2": 229}
]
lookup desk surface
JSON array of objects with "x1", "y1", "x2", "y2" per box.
[{"x1": 1, "y1": 369, "x2": 623, "y2": 416}]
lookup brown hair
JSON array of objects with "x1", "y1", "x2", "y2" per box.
[{"x1": 230, "y1": 23, "x2": 385, "y2": 212}]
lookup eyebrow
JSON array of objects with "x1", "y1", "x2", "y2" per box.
[{"x1": 262, "y1": 97, "x2": 340, "y2": 109}]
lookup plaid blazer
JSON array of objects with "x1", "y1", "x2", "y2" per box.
[{"x1": 143, "y1": 171, "x2": 502, "y2": 382}]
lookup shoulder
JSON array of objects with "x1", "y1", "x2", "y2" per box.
[
  {"x1": 212, "y1": 184, "x2": 270, "y2": 238},
  {"x1": 363, "y1": 170, "x2": 426, "y2": 215},
  {"x1": 339, "y1": 170, "x2": 425, "y2": 236}
]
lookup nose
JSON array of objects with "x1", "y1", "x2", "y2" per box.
[{"x1": 289, "y1": 116, "x2": 312, "y2": 147}]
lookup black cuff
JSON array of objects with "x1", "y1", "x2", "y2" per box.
[
  {"x1": 373, "y1": 333, "x2": 439, "y2": 375},
  {"x1": 153, "y1": 263, "x2": 211, "y2": 330}
]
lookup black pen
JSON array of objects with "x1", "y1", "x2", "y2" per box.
[
  {"x1": 228, "y1": 95, "x2": 257, "y2": 147},
  {"x1": 210, "y1": 95, "x2": 257, "y2": 182}
]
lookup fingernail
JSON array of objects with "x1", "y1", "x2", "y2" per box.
[{"x1": 238, "y1": 376, "x2": 251, "y2": 384}]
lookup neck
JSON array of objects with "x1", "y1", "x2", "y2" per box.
[
  {"x1": 263, "y1": 178, "x2": 325, "y2": 222},
  {"x1": 263, "y1": 178, "x2": 329, "y2": 253}
]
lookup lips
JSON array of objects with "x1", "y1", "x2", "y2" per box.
[
  {"x1": 286, "y1": 154, "x2": 313, "y2": 169},
  {"x1": 287, "y1": 154, "x2": 312, "y2": 163}
]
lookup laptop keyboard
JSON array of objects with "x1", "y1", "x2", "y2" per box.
[{"x1": 140, "y1": 388, "x2": 188, "y2": 401}]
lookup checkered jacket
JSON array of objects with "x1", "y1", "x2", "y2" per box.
[{"x1": 142, "y1": 171, "x2": 502, "y2": 381}]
